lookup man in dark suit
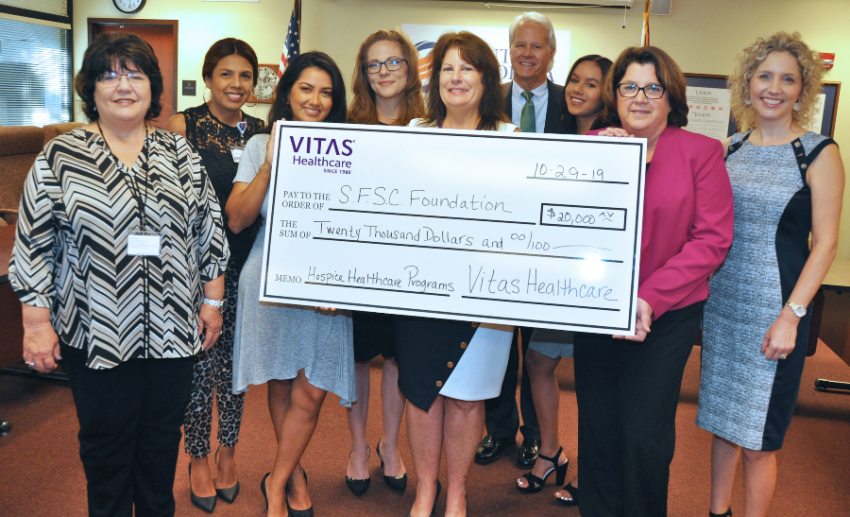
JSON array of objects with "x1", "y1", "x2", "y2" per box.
[
  {"x1": 476, "y1": 11, "x2": 569, "y2": 469},
  {"x1": 502, "y1": 13, "x2": 570, "y2": 135}
]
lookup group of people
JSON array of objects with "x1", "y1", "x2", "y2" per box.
[{"x1": 8, "y1": 8, "x2": 843, "y2": 517}]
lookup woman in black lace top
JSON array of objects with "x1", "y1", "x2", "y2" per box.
[{"x1": 166, "y1": 37, "x2": 263, "y2": 513}]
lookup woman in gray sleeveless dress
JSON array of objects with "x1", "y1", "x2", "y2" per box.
[
  {"x1": 698, "y1": 32, "x2": 844, "y2": 517},
  {"x1": 227, "y1": 52, "x2": 354, "y2": 517}
]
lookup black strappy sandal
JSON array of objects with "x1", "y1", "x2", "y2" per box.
[
  {"x1": 515, "y1": 446, "x2": 568, "y2": 494},
  {"x1": 555, "y1": 482, "x2": 579, "y2": 506}
]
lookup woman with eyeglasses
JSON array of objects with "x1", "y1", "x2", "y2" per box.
[
  {"x1": 572, "y1": 46, "x2": 734, "y2": 517},
  {"x1": 343, "y1": 29, "x2": 424, "y2": 497},
  {"x1": 395, "y1": 31, "x2": 516, "y2": 517},
  {"x1": 226, "y1": 51, "x2": 352, "y2": 517},
  {"x1": 166, "y1": 37, "x2": 264, "y2": 513},
  {"x1": 10, "y1": 32, "x2": 229, "y2": 516}
]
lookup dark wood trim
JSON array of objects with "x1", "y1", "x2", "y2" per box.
[
  {"x1": 0, "y1": 4, "x2": 71, "y2": 25},
  {"x1": 87, "y1": 18, "x2": 180, "y2": 32}
]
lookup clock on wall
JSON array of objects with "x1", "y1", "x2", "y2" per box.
[{"x1": 113, "y1": 0, "x2": 146, "y2": 14}]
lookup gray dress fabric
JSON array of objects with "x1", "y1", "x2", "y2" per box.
[
  {"x1": 528, "y1": 329, "x2": 574, "y2": 359},
  {"x1": 697, "y1": 131, "x2": 830, "y2": 450},
  {"x1": 231, "y1": 134, "x2": 355, "y2": 406}
]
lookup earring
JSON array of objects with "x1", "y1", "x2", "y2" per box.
[
  {"x1": 744, "y1": 98, "x2": 751, "y2": 106},
  {"x1": 793, "y1": 101, "x2": 801, "y2": 112},
  {"x1": 92, "y1": 104, "x2": 97, "y2": 111},
  {"x1": 202, "y1": 87, "x2": 210, "y2": 103}
]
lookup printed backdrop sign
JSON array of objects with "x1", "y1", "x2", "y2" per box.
[
  {"x1": 401, "y1": 24, "x2": 572, "y2": 90},
  {"x1": 259, "y1": 122, "x2": 647, "y2": 335}
]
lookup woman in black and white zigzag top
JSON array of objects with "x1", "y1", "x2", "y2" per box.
[{"x1": 9, "y1": 32, "x2": 229, "y2": 517}]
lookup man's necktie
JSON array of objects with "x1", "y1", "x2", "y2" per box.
[{"x1": 520, "y1": 90, "x2": 536, "y2": 133}]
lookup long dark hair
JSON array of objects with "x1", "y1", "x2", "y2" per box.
[
  {"x1": 423, "y1": 31, "x2": 507, "y2": 130},
  {"x1": 202, "y1": 38, "x2": 259, "y2": 87},
  {"x1": 348, "y1": 29, "x2": 424, "y2": 125},
  {"x1": 562, "y1": 54, "x2": 613, "y2": 133},
  {"x1": 75, "y1": 32, "x2": 163, "y2": 121},
  {"x1": 263, "y1": 51, "x2": 347, "y2": 132}
]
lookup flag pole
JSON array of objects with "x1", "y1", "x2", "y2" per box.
[{"x1": 641, "y1": 0, "x2": 651, "y2": 46}]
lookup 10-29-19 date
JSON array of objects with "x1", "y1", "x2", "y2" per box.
[{"x1": 533, "y1": 162, "x2": 604, "y2": 181}]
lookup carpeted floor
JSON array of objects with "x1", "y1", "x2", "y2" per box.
[{"x1": 1, "y1": 342, "x2": 849, "y2": 516}]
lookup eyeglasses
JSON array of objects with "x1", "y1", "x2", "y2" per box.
[
  {"x1": 98, "y1": 70, "x2": 148, "y2": 86},
  {"x1": 364, "y1": 57, "x2": 407, "y2": 74},
  {"x1": 617, "y1": 82, "x2": 666, "y2": 99}
]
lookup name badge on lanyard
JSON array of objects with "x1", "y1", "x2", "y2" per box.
[
  {"x1": 128, "y1": 229, "x2": 161, "y2": 256},
  {"x1": 231, "y1": 120, "x2": 248, "y2": 163}
]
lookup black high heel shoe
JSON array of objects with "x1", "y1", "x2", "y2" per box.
[
  {"x1": 407, "y1": 480, "x2": 440, "y2": 517},
  {"x1": 345, "y1": 445, "x2": 371, "y2": 496},
  {"x1": 189, "y1": 463, "x2": 217, "y2": 513},
  {"x1": 287, "y1": 468, "x2": 314, "y2": 517},
  {"x1": 214, "y1": 447, "x2": 240, "y2": 503},
  {"x1": 555, "y1": 482, "x2": 579, "y2": 506},
  {"x1": 377, "y1": 440, "x2": 408, "y2": 493},
  {"x1": 709, "y1": 509, "x2": 732, "y2": 517},
  {"x1": 515, "y1": 446, "x2": 568, "y2": 494}
]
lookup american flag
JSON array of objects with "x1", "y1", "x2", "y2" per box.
[{"x1": 278, "y1": 0, "x2": 301, "y2": 78}]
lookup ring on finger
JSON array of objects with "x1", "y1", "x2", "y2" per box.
[
  {"x1": 779, "y1": 354, "x2": 787, "y2": 360},
  {"x1": 24, "y1": 361, "x2": 35, "y2": 367}
]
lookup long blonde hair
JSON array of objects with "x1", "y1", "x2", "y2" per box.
[
  {"x1": 729, "y1": 32, "x2": 824, "y2": 131},
  {"x1": 348, "y1": 29, "x2": 424, "y2": 125}
]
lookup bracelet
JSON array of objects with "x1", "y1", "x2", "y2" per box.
[{"x1": 202, "y1": 297, "x2": 224, "y2": 310}]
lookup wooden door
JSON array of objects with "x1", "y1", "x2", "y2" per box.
[{"x1": 88, "y1": 19, "x2": 178, "y2": 127}]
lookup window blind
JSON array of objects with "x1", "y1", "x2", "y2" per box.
[{"x1": 0, "y1": 17, "x2": 72, "y2": 126}]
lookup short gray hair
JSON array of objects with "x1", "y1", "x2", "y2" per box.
[{"x1": 509, "y1": 11, "x2": 556, "y2": 51}]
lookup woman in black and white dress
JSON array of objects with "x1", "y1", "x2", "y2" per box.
[{"x1": 395, "y1": 31, "x2": 516, "y2": 517}]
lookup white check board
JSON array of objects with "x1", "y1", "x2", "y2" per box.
[{"x1": 259, "y1": 122, "x2": 646, "y2": 335}]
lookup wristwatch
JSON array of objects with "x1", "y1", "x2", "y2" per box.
[
  {"x1": 202, "y1": 297, "x2": 225, "y2": 310},
  {"x1": 787, "y1": 302, "x2": 806, "y2": 318}
]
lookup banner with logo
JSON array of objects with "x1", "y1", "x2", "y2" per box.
[
  {"x1": 258, "y1": 122, "x2": 646, "y2": 335},
  {"x1": 401, "y1": 24, "x2": 572, "y2": 89}
]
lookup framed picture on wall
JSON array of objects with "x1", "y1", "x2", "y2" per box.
[
  {"x1": 684, "y1": 73, "x2": 841, "y2": 140},
  {"x1": 250, "y1": 64, "x2": 280, "y2": 104},
  {"x1": 684, "y1": 73, "x2": 736, "y2": 141},
  {"x1": 808, "y1": 81, "x2": 841, "y2": 137}
]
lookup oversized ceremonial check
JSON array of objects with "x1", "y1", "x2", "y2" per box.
[{"x1": 259, "y1": 122, "x2": 646, "y2": 335}]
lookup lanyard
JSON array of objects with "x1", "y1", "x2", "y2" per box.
[{"x1": 97, "y1": 120, "x2": 152, "y2": 227}]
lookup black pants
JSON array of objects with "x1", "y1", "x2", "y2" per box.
[
  {"x1": 484, "y1": 327, "x2": 539, "y2": 440},
  {"x1": 574, "y1": 302, "x2": 702, "y2": 517},
  {"x1": 61, "y1": 344, "x2": 194, "y2": 517}
]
